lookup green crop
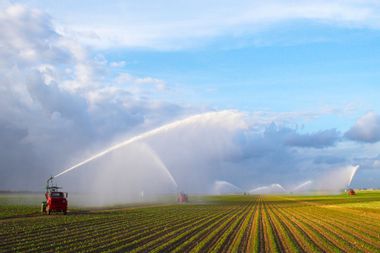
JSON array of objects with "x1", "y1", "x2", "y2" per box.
[{"x1": 1, "y1": 191, "x2": 380, "y2": 252}]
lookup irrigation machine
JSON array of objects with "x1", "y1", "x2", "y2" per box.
[{"x1": 41, "y1": 176, "x2": 68, "y2": 215}]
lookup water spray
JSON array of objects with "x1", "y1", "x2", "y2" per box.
[
  {"x1": 249, "y1": 183, "x2": 287, "y2": 194},
  {"x1": 293, "y1": 180, "x2": 313, "y2": 192},
  {"x1": 212, "y1": 180, "x2": 243, "y2": 195},
  {"x1": 140, "y1": 143, "x2": 178, "y2": 189},
  {"x1": 347, "y1": 165, "x2": 359, "y2": 188},
  {"x1": 273, "y1": 184, "x2": 286, "y2": 192},
  {"x1": 54, "y1": 110, "x2": 240, "y2": 179}
]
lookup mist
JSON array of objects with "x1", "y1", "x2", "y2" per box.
[{"x1": 53, "y1": 111, "x2": 360, "y2": 205}]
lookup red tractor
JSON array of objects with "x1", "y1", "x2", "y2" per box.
[
  {"x1": 41, "y1": 177, "x2": 68, "y2": 215},
  {"x1": 177, "y1": 192, "x2": 188, "y2": 203}
]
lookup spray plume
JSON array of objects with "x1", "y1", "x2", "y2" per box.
[
  {"x1": 54, "y1": 110, "x2": 244, "y2": 178},
  {"x1": 249, "y1": 183, "x2": 286, "y2": 194},
  {"x1": 293, "y1": 180, "x2": 313, "y2": 192},
  {"x1": 140, "y1": 143, "x2": 178, "y2": 189},
  {"x1": 311, "y1": 165, "x2": 360, "y2": 193},
  {"x1": 347, "y1": 165, "x2": 359, "y2": 187},
  {"x1": 212, "y1": 180, "x2": 242, "y2": 195}
]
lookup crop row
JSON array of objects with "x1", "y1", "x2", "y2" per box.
[
  {"x1": 262, "y1": 196, "x2": 380, "y2": 253},
  {"x1": 0, "y1": 204, "x2": 241, "y2": 252},
  {"x1": 2, "y1": 194, "x2": 380, "y2": 252}
]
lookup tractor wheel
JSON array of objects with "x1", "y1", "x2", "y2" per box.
[
  {"x1": 41, "y1": 203, "x2": 46, "y2": 213},
  {"x1": 63, "y1": 210, "x2": 67, "y2": 215}
]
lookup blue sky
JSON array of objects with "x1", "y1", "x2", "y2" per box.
[
  {"x1": 14, "y1": 0, "x2": 380, "y2": 130},
  {"x1": 106, "y1": 40, "x2": 380, "y2": 112},
  {"x1": 2, "y1": 0, "x2": 380, "y2": 191}
]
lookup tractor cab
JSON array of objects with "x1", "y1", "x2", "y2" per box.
[{"x1": 41, "y1": 176, "x2": 68, "y2": 215}]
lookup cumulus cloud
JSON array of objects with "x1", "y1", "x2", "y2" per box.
[
  {"x1": 0, "y1": 121, "x2": 42, "y2": 190},
  {"x1": 239, "y1": 124, "x2": 340, "y2": 152},
  {"x1": 115, "y1": 73, "x2": 167, "y2": 93},
  {"x1": 345, "y1": 112, "x2": 380, "y2": 143},
  {"x1": 0, "y1": 4, "x2": 69, "y2": 64},
  {"x1": 285, "y1": 129, "x2": 340, "y2": 148},
  {"x1": 0, "y1": 4, "x2": 186, "y2": 190}
]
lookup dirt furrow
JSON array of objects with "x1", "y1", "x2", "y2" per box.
[{"x1": 237, "y1": 202, "x2": 259, "y2": 252}]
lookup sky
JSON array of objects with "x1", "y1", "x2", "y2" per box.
[{"x1": 2, "y1": 0, "x2": 380, "y2": 195}]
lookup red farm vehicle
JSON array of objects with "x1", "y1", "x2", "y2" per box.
[
  {"x1": 177, "y1": 192, "x2": 188, "y2": 203},
  {"x1": 346, "y1": 188, "x2": 356, "y2": 196},
  {"x1": 41, "y1": 177, "x2": 68, "y2": 215}
]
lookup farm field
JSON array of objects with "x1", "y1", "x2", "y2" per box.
[{"x1": 1, "y1": 192, "x2": 380, "y2": 252}]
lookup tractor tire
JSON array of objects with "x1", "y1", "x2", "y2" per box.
[
  {"x1": 63, "y1": 210, "x2": 67, "y2": 215},
  {"x1": 41, "y1": 204, "x2": 46, "y2": 213}
]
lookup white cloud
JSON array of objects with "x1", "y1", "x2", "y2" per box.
[
  {"x1": 345, "y1": 112, "x2": 380, "y2": 143},
  {"x1": 21, "y1": 0, "x2": 380, "y2": 49},
  {"x1": 110, "y1": 61, "x2": 126, "y2": 68},
  {"x1": 285, "y1": 129, "x2": 340, "y2": 148},
  {"x1": 115, "y1": 73, "x2": 166, "y2": 93},
  {"x1": 0, "y1": 4, "x2": 184, "y2": 190},
  {"x1": 247, "y1": 105, "x2": 356, "y2": 130}
]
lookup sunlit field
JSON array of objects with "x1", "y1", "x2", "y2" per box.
[{"x1": 1, "y1": 191, "x2": 380, "y2": 252}]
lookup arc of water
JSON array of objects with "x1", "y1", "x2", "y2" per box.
[
  {"x1": 293, "y1": 180, "x2": 312, "y2": 192},
  {"x1": 140, "y1": 143, "x2": 178, "y2": 189},
  {"x1": 54, "y1": 111, "x2": 238, "y2": 178},
  {"x1": 272, "y1": 184, "x2": 286, "y2": 192},
  {"x1": 213, "y1": 180, "x2": 242, "y2": 194},
  {"x1": 249, "y1": 183, "x2": 286, "y2": 193},
  {"x1": 347, "y1": 165, "x2": 359, "y2": 187},
  {"x1": 249, "y1": 186, "x2": 268, "y2": 193}
]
